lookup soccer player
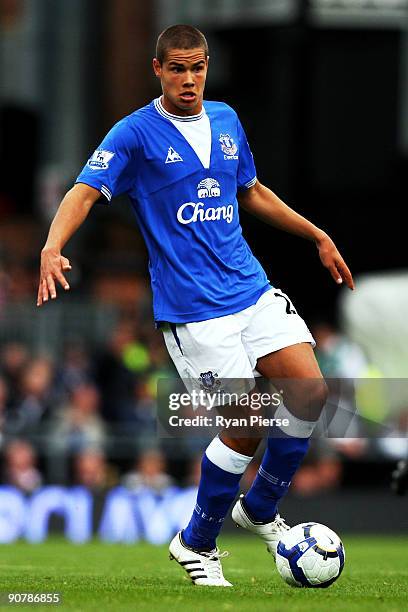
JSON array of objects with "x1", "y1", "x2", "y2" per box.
[{"x1": 37, "y1": 25, "x2": 354, "y2": 587}]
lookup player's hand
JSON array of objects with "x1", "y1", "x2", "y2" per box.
[
  {"x1": 316, "y1": 234, "x2": 354, "y2": 290},
  {"x1": 37, "y1": 247, "x2": 72, "y2": 306}
]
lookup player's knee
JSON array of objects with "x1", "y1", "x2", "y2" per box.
[
  {"x1": 285, "y1": 379, "x2": 328, "y2": 421},
  {"x1": 220, "y1": 437, "x2": 260, "y2": 457}
]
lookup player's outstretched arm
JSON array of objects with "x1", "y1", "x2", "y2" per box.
[
  {"x1": 238, "y1": 180, "x2": 354, "y2": 290},
  {"x1": 37, "y1": 183, "x2": 101, "y2": 306}
]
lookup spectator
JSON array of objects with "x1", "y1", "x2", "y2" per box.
[
  {"x1": 311, "y1": 320, "x2": 369, "y2": 379},
  {"x1": 49, "y1": 382, "x2": 106, "y2": 454},
  {"x1": 122, "y1": 377, "x2": 157, "y2": 434},
  {"x1": 74, "y1": 449, "x2": 114, "y2": 491},
  {"x1": 122, "y1": 448, "x2": 174, "y2": 492},
  {"x1": 95, "y1": 320, "x2": 147, "y2": 422},
  {"x1": 6, "y1": 356, "x2": 55, "y2": 435},
  {"x1": 0, "y1": 342, "x2": 29, "y2": 407},
  {"x1": 2, "y1": 439, "x2": 42, "y2": 492},
  {"x1": 56, "y1": 340, "x2": 94, "y2": 396}
]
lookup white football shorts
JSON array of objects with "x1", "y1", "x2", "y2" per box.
[{"x1": 162, "y1": 288, "x2": 315, "y2": 395}]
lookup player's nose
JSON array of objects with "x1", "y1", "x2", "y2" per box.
[{"x1": 183, "y1": 71, "x2": 195, "y2": 85}]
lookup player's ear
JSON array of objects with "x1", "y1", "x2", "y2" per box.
[{"x1": 152, "y1": 58, "x2": 162, "y2": 77}]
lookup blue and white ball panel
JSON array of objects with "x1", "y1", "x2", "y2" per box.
[{"x1": 276, "y1": 522, "x2": 345, "y2": 588}]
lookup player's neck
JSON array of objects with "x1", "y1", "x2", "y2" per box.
[{"x1": 160, "y1": 95, "x2": 203, "y2": 118}]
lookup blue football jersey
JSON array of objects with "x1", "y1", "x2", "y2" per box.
[{"x1": 76, "y1": 99, "x2": 271, "y2": 323}]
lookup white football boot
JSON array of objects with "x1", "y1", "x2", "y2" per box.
[
  {"x1": 169, "y1": 531, "x2": 232, "y2": 587},
  {"x1": 231, "y1": 494, "x2": 290, "y2": 559}
]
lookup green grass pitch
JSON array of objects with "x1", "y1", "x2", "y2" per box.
[{"x1": 1, "y1": 535, "x2": 407, "y2": 611}]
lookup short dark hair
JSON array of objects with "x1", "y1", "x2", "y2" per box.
[{"x1": 156, "y1": 24, "x2": 209, "y2": 64}]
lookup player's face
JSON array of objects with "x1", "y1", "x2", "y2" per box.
[{"x1": 153, "y1": 48, "x2": 208, "y2": 116}]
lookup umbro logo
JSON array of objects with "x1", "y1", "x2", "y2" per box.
[{"x1": 165, "y1": 146, "x2": 183, "y2": 164}]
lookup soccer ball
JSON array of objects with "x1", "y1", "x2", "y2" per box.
[{"x1": 276, "y1": 522, "x2": 345, "y2": 588}]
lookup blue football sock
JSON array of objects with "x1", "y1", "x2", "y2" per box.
[
  {"x1": 182, "y1": 437, "x2": 252, "y2": 551},
  {"x1": 244, "y1": 435, "x2": 310, "y2": 523}
]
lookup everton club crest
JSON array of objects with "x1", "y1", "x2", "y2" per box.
[
  {"x1": 199, "y1": 370, "x2": 221, "y2": 391},
  {"x1": 219, "y1": 134, "x2": 238, "y2": 160}
]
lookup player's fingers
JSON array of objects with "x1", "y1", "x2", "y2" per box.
[
  {"x1": 46, "y1": 274, "x2": 57, "y2": 299},
  {"x1": 37, "y1": 282, "x2": 43, "y2": 306},
  {"x1": 42, "y1": 278, "x2": 49, "y2": 302},
  {"x1": 61, "y1": 256, "x2": 72, "y2": 271},
  {"x1": 329, "y1": 264, "x2": 343, "y2": 285},
  {"x1": 336, "y1": 259, "x2": 355, "y2": 290},
  {"x1": 54, "y1": 269, "x2": 70, "y2": 290}
]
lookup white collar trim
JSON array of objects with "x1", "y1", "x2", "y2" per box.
[{"x1": 154, "y1": 97, "x2": 205, "y2": 122}]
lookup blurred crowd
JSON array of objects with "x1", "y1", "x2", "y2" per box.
[
  {"x1": 0, "y1": 317, "x2": 183, "y2": 489},
  {"x1": 1, "y1": 313, "x2": 407, "y2": 497}
]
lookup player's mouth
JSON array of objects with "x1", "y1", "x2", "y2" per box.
[{"x1": 179, "y1": 92, "x2": 197, "y2": 103}]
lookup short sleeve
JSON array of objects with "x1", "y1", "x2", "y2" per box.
[
  {"x1": 237, "y1": 118, "x2": 257, "y2": 190},
  {"x1": 75, "y1": 118, "x2": 139, "y2": 203}
]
